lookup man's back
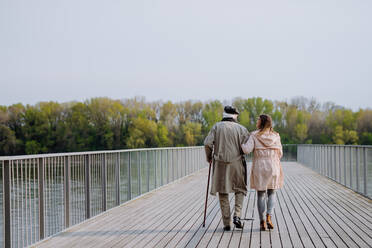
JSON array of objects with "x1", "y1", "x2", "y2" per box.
[{"x1": 204, "y1": 121, "x2": 249, "y2": 163}]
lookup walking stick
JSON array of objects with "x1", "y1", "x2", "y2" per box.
[{"x1": 203, "y1": 161, "x2": 212, "y2": 227}]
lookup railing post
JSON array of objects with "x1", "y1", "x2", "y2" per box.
[
  {"x1": 128, "y1": 152, "x2": 131, "y2": 200},
  {"x1": 160, "y1": 151, "x2": 163, "y2": 185},
  {"x1": 334, "y1": 146, "x2": 337, "y2": 180},
  {"x1": 85, "y1": 154, "x2": 91, "y2": 219},
  {"x1": 3, "y1": 160, "x2": 11, "y2": 248},
  {"x1": 356, "y1": 148, "x2": 360, "y2": 192},
  {"x1": 139, "y1": 152, "x2": 142, "y2": 194},
  {"x1": 326, "y1": 146, "x2": 329, "y2": 177},
  {"x1": 350, "y1": 147, "x2": 353, "y2": 188},
  {"x1": 363, "y1": 148, "x2": 367, "y2": 196},
  {"x1": 64, "y1": 156, "x2": 70, "y2": 228},
  {"x1": 102, "y1": 154, "x2": 107, "y2": 212},
  {"x1": 167, "y1": 149, "x2": 170, "y2": 184},
  {"x1": 146, "y1": 151, "x2": 150, "y2": 193},
  {"x1": 344, "y1": 146, "x2": 347, "y2": 186},
  {"x1": 338, "y1": 146, "x2": 342, "y2": 183},
  {"x1": 154, "y1": 151, "x2": 157, "y2": 188},
  {"x1": 116, "y1": 153, "x2": 120, "y2": 206},
  {"x1": 38, "y1": 158, "x2": 45, "y2": 240},
  {"x1": 171, "y1": 150, "x2": 174, "y2": 182}
]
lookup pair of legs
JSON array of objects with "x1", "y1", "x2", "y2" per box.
[
  {"x1": 257, "y1": 189, "x2": 276, "y2": 228},
  {"x1": 218, "y1": 192, "x2": 245, "y2": 228}
]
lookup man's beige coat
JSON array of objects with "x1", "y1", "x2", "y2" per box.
[{"x1": 204, "y1": 120, "x2": 249, "y2": 196}]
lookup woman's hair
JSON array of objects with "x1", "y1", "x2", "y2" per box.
[{"x1": 257, "y1": 114, "x2": 273, "y2": 133}]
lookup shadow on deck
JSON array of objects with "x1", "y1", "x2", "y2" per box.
[{"x1": 34, "y1": 162, "x2": 372, "y2": 248}]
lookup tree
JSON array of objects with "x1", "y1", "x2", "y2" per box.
[
  {"x1": 202, "y1": 100, "x2": 223, "y2": 132},
  {"x1": 181, "y1": 122, "x2": 202, "y2": 146},
  {"x1": 126, "y1": 116, "x2": 160, "y2": 148},
  {"x1": 295, "y1": 123, "x2": 308, "y2": 143},
  {"x1": 0, "y1": 107, "x2": 16, "y2": 155}
]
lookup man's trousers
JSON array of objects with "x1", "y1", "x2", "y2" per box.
[{"x1": 218, "y1": 192, "x2": 245, "y2": 227}]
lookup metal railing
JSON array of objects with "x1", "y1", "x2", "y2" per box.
[
  {"x1": 6, "y1": 143, "x2": 370, "y2": 247},
  {"x1": 298, "y1": 145, "x2": 372, "y2": 199},
  {"x1": 0, "y1": 147, "x2": 208, "y2": 248}
]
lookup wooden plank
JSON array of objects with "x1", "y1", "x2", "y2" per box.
[
  {"x1": 237, "y1": 190, "x2": 256, "y2": 248},
  {"x1": 37, "y1": 169, "x2": 206, "y2": 248},
  {"x1": 229, "y1": 192, "x2": 250, "y2": 248},
  {"x1": 160, "y1": 198, "x2": 218, "y2": 247},
  {"x1": 307, "y1": 174, "x2": 372, "y2": 223},
  {"x1": 318, "y1": 183, "x2": 372, "y2": 227},
  {"x1": 281, "y1": 177, "x2": 319, "y2": 247},
  {"x1": 203, "y1": 195, "x2": 235, "y2": 248},
  {"x1": 74, "y1": 177, "x2": 199, "y2": 248},
  {"x1": 135, "y1": 188, "x2": 216, "y2": 248},
  {"x1": 182, "y1": 195, "x2": 233, "y2": 248},
  {"x1": 273, "y1": 190, "x2": 292, "y2": 248},
  {"x1": 285, "y1": 175, "x2": 336, "y2": 248},
  {"x1": 193, "y1": 196, "x2": 230, "y2": 247},
  {"x1": 108, "y1": 176, "x2": 206, "y2": 248},
  {"x1": 248, "y1": 192, "x2": 261, "y2": 248},
  {"x1": 276, "y1": 188, "x2": 304, "y2": 247},
  {"x1": 122, "y1": 188, "x2": 205, "y2": 248},
  {"x1": 288, "y1": 174, "x2": 348, "y2": 248},
  {"x1": 293, "y1": 173, "x2": 359, "y2": 247},
  {"x1": 300, "y1": 175, "x2": 372, "y2": 247},
  {"x1": 269, "y1": 208, "x2": 281, "y2": 248},
  {"x1": 306, "y1": 169, "x2": 372, "y2": 214},
  {"x1": 37, "y1": 187, "x2": 177, "y2": 248},
  {"x1": 218, "y1": 195, "x2": 240, "y2": 247}
]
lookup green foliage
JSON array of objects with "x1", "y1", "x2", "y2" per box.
[
  {"x1": 294, "y1": 123, "x2": 308, "y2": 143},
  {"x1": 0, "y1": 125, "x2": 16, "y2": 155},
  {"x1": 181, "y1": 122, "x2": 202, "y2": 146},
  {"x1": 202, "y1": 100, "x2": 223, "y2": 131},
  {"x1": 25, "y1": 140, "x2": 44, "y2": 154},
  {"x1": 360, "y1": 132, "x2": 372, "y2": 145},
  {"x1": 238, "y1": 110, "x2": 250, "y2": 129},
  {"x1": 0, "y1": 96, "x2": 371, "y2": 155}
]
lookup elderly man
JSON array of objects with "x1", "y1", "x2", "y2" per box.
[{"x1": 204, "y1": 106, "x2": 249, "y2": 231}]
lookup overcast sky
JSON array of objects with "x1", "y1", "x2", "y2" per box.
[{"x1": 1, "y1": 0, "x2": 371, "y2": 110}]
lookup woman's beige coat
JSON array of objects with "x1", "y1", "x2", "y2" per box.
[{"x1": 241, "y1": 130, "x2": 283, "y2": 191}]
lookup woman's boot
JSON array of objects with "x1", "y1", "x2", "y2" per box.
[
  {"x1": 266, "y1": 214, "x2": 274, "y2": 229},
  {"x1": 260, "y1": 220, "x2": 267, "y2": 231}
]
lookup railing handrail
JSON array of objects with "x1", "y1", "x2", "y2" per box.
[
  {"x1": 297, "y1": 144, "x2": 372, "y2": 148},
  {"x1": 0, "y1": 146, "x2": 203, "y2": 161},
  {"x1": 0, "y1": 144, "x2": 300, "y2": 161}
]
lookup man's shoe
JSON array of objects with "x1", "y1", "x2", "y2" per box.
[
  {"x1": 223, "y1": 225, "x2": 231, "y2": 231},
  {"x1": 233, "y1": 216, "x2": 243, "y2": 229},
  {"x1": 260, "y1": 220, "x2": 267, "y2": 231},
  {"x1": 266, "y1": 214, "x2": 274, "y2": 229}
]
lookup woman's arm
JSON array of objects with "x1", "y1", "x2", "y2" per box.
[
  {"x1": 278, "y1": 135, "x2": 283, "y2": 159},
  {"x1": 241, "y1": 135, "x2": 254, "y2": 154}
]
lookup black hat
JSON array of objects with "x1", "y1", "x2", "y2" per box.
[{"x1": 224, "y1": 106, "x2": 239, "y2": 115}]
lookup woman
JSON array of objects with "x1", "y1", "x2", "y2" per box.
[{"x1": 241, "y1": 114, "x2": 283, "y2": 231}]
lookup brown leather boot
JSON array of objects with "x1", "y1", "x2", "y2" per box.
[
  {"x1": 266, "y1": 214, "x2": 274, "y2": 229},
  {"x1": 260, "y1": 220, "x2": 267, "y2": 231}
]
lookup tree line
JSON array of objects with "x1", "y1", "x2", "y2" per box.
[{"x1": 0, "y1": 96, "x2": 371, "y2": 156}]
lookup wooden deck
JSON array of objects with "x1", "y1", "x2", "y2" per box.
[{"x1": 34, "y1": 162, "x2": 372, "y2": 248}]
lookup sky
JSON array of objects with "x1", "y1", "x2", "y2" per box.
[{"x1": 1, "y1": 0, "x2": 371, "y2": 110}]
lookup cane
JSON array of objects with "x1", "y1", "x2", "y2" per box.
[{"x1": 203, "y1": 161, "x2": 212, "y2": 227}]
